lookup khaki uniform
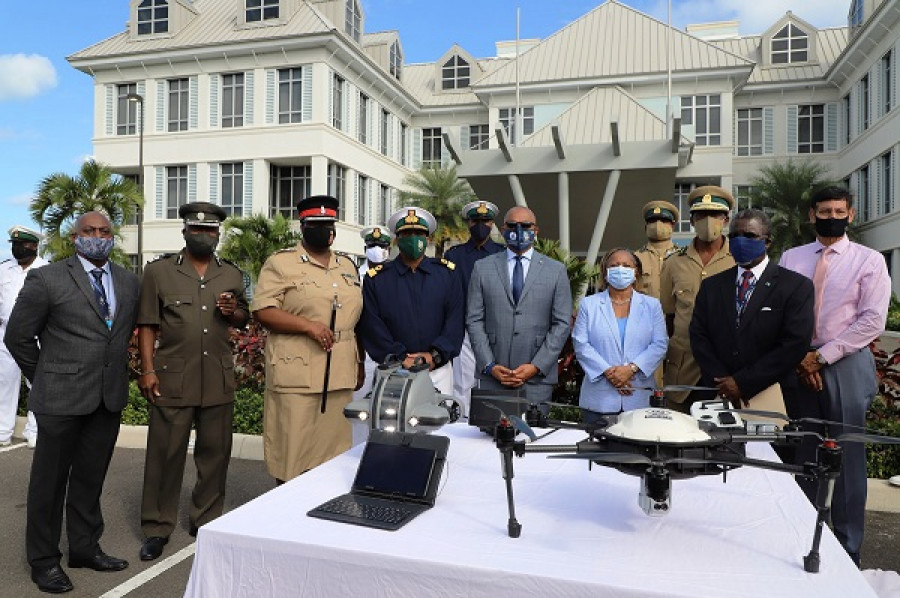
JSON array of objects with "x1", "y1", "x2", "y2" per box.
[
  {"x1": 138, "y1": 251, "x2": 248, "y2": 537},
  {"x1": 635, "y1": 241, "x2": 679, "y2": 299},
  {"x1": 659, "y1": 239, "x2": 734, "y2": 405},
  {"x1": 251, "y1": 245, "x2": 363, "y2": 481}
]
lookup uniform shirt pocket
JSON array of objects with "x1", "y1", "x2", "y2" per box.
[{"x1": 156, "y1": 356, "x2": 185, "y2": 398}]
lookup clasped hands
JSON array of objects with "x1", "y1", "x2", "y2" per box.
[
  {"x1": 796, "y1": 350, "x2": 824, "y2": 392},
  {"x1": 492, "y1": 363, "x2": 539, "y2": 388},
  {"x1": 604, "y1": 365, "x2": 635, "y2": 396}
]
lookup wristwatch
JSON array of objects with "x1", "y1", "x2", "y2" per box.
[
  {"x1": 483, "y1": 361, "x2": 496, "y2": 376},
  {"x1": 629, "y1": 363, "x2": 639, "y2": 374},
  {"x1": 815, "y1": 351, "x2": 828, "y2": 366},
  {"x1": 429, "y1": 348, "x2": 444, "y2": 368}
]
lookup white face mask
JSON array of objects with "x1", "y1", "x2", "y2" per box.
[{"x1": 365, "y1": 246, "x2": 388, "y2": 263}]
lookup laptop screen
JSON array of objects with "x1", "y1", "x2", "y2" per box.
[{"x1": 352, "y1": 441, "x2": 437, "y2": 499}]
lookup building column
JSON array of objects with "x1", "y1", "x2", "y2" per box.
[
  {"x1": 508, "y1": 174, "x2": 526, "y2": 207},
  {"x1": 582, "y1": 169, "x2": 621, "y2": 297},
  {"x1": 558, "y1": 172, "x2": 570, "y2": 252},
  {"x1": 310, "y1": 155, "x2": 329, "y2": 196}
]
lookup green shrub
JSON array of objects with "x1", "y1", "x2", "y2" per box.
[
  {"x1": 232, "y1": 387, "x2": 264, "y2": 435},
  {"x1": 886, "y1": 295, "x2": 900, "y2": 332}
]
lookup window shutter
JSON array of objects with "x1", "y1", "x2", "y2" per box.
[
  {"x1": 209, "y1": 163, "x2": 219, "y2": 202},
  {"x1": 243, "y1": 161, "x2": 253, "y2": 217},
  {"x1": 849, "y1": 87, "x2": 858, "y2": 142},
  {"x1": 873, "y1": 162, "x2": 882, "y2": 217},
  {"x1": 346, "y1": 83, "x2": 357, "y2": 138},
  {"x1": 731, "y1": 111, "x2": 737, "y2": 157},
  {"x1": 353, "y1": 176, "x2": 359, "y2": 224},
  {"x1": 786, "y1": 105, "x2": 798, "y2": 154},
  {"x1": 265, "y1": 69, "x2": 276, "y2": 125},
  {"x1": 412, "y1": 128, "x2": 422, "y2": 169},
  {"x1": 189, "y1": 76, "x2": 199, "y2": 129},
  {"x1": 460, "y1": 125, "x2": 470, "y2": 150},
  {"x1": 137, "y1": 81, "x2": 146, "y2": 101},
  {"x1": 156, "y1": 81, "x2": 166, "y2": 133},
  {"x1": 858, "y1": 81, "x2": 866, "y2": 133},
  {"x1": 188, "y1": 165, "x2": 197, "y2": 202},
  {"x1": 387, "y1": 114, "x2": 394, "y2": 158},
  {"x1": 105, "y1": 85, "x2": 114, "y2": 136},
  {"x1": 328, "y1": 69, "x2": 335, "y2": 127},
  {"x1": 763, "y1": 107, "x2": 774, "y2": 155},
  {"x1": 244, "y1": 71, "x2": 255, "y2": 125},
  {"x1": 155, "y1": 166, "x2": 164, "y2": 219},
  {"x1": 302, "y1": 65, "x2": 313, "y2": 122},
  {"x1": 210, "y1": 75, "x2": 220, "y2": 128},
  {"x1": 892, "y1": 148, "x2": 898, "y2": 214},
  {"x1": 826, "y1": 102, "x2": 838, "y2": 152},
  {"x1": 876, "y1": 63, "x2": 884, "y2": 119}
]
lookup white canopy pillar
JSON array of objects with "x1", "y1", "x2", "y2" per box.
[
  {"x1": 508, "y1": 174, "x2": 527, "y2": 207},
  {"x1": 558, "y1": 172, "x2": 570, "y2": 251},
  {"x1": 581, "y1": 169, "x2": 621, "y2": 298}
]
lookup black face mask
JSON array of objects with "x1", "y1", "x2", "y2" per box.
[
  {"x1": 11, "y1": 244, "x2": 37, "y2": 261},
  {"x1": 814, "y1": 217, "x2": 849, "y2": 238},
  {"x1": 469, "y1": 221, "x2": 492, "y2": 243},
  {"x1": 303, "y1": 226, "x2": 334, "y2": 250},
  {"x1": 184, "y1": 233, "x2": 218, "y2": 257}
]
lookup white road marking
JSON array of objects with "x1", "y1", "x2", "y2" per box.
[{"x1": 99, "y1": 543, "x2": 196, "y2": 598}]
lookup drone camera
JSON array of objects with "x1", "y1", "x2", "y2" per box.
[{"x1": 639, "y1": 470, "x2": 672, "y2": 517}]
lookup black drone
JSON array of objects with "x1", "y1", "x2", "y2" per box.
[{"x1": 488, "y1": 386, "x2": 900, "y2": 574}]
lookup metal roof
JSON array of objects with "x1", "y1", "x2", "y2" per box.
[
  {"x1": 474, "y1": 0, "x2": 753, "y2": 88},
  {"x1": 401, "y1": 58, "x2": 511, "y2": 107}
]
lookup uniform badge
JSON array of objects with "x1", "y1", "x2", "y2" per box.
[
  {"x1": 701, "y1": 194, "x2": 712, "y2": 204},
  {"x1": 441, "y1": 258, "x2": 456, "y2": 271},
  {"x1": 653, "y1": 207, "x2": 661, "y2": 214},
  {"x1": 373, "y1": 228, "x2": 381, "y2": 239},
  {"x1": 476, "y1": 202, "x2": 488, "y2": 215},
  {"x1": 404, "y1": 209, "x2": 419, "y2": 224},
  {"x1": 197, "y1": 212, "x2": 205, "y2": 221}
]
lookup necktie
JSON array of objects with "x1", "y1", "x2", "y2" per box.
[
  {"x1": 812, "y1": 247, "x2": 832, "y2": 329},
  {"x1": 512, "y1": 256, "x2": 524, "y2": 304},
  {"x1": 90, "y1": 268, "x2": 112, "y2": 327},
  {"x1": 736, "y1": 270, "x2": 754, "y2": 324}
]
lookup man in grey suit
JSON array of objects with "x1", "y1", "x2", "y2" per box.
[
  {"x1": 5, "y1": 211, "x2": 140, "y2": 594},
  {"x1": 466, "y1": 206, "x2": 573, "y2": 406}
]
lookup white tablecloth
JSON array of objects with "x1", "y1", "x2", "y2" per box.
[{"x1": 185, "y1": 423, "x2": 874, "y2": 598}]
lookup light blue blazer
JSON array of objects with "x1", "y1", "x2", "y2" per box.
[{"x1": 573, "y1": 290, "x2": 668, "y2": 413}]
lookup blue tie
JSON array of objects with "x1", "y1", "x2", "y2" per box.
[
  {"x1": 512, "y1": 256, "x2": 524, "y2": 304},
  {"x1": 90, "y1": 268, "x2": 111, "y2": 326}
]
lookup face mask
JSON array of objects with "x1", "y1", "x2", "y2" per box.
[
  {"x1": 503, "y1": 225, "x2": 536, "y2": 251},
  {"x1": 73, "y1": 236, "x2": 114, "y2": 261},
  {"x1": 814, "y1": 217, "x2": 849, "y2": 238},
  {"x1": 302, "y1": 226, "x2": 334, "y2": 250},
  {"x1": 646, "y1": 221, "x2": 673, "y2": 242},
  {"x1": 397, "y1": 235, "x2": 427, "y2": 260},
  {"x1": 11, "y1": 244, "x2": 37, "y2": 261},
  {"x1": 606, "y1": 266, "x2": 636, "y2": 290},
  {"x1": 365, "y1": 245, "x2": 388, "y2": 263},
  {"x1": 729, "y1": 236, "x2": 767, "y2": 266},
  {"x1": 184, "y1": 233, "x2": 218, "y2": 257},
  {"x1": 694, "y1": 217, "x2": 724, "y2": 242},
  {"x1": 469, "y1": 221, "x2": 492, "y2": 243}
]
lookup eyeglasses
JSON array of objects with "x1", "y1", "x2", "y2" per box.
[
  {"x1": 504, "y1": 221, "x2": 534, "y2": 229},
  {"x1": 727, "y1": 231, "x2": 768, "y2": 240}
]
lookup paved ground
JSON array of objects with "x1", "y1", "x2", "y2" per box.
[{"x1": 0, "y1": 425, "x2": 898, "y2": 597}]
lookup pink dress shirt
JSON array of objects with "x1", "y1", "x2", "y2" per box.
[{"x1": 779, "y1": 236, "x2": 891, "y2": 364}]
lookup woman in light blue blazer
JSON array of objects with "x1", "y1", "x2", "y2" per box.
[{"x1": 573, "y1": 248, "x2": 668, "y2": 416}]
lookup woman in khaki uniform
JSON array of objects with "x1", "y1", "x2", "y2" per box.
[{"x1": 252, "y1": 196, "x2": 363, "y2": 483}]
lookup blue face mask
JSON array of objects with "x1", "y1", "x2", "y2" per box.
[
  {"x1": 606, "y1": 266, "x2": 636, "y2": 290},
  {"x1": 74, "y1": 236, "x2": 114, "y2": 261},
  {"x1": 503, "y1": 225, "x2": 535, "y2": 251},
  {"x1": 729, "y1": 235, "x2": 767, "y2": 266}
]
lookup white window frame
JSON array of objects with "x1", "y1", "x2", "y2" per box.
[
  {"x1": 735, "y1": 108, "x2": 763, "y2": 156},
  {"x1": 137, "y1": 0, "x2": 169, "y2": 35},
  {"x1": 220, "y1": 163, "x2": 244, "y2": 217},
  {"x1": 269, "y1": 165, "x2": 311, "y2": 220},
  {"x1": 332, "y1": 74, "x2": 344, "y2": 129},
  {"x1": 390, "y1": 41, "x2": 402, "y2": 80},
  {"x1": 345, "y1": 0, "x2": 362, "y2": 42},
  {"x1": 498, "y1": 107, "x2": 534, "y2": 143},
  {"x1": 222, "y1": 73, "x2": 244, "y2": 128},
  {"x1": 422, "y1": 128, "x2": 442, "y2": 168},
  {"x1": 681, "y1": 95, "x2": 721, "y2": 146},
  {"x1": 246, "y1": 0, "x2": 279, "y2": 22},
  {"x1": 469, "y1": 124, "x2": 489, "y2": 150},
  {"x1": 442, "y1": 55, "x2": 470, "y2": 90},
  {"x1": 358, "y1": 93, "x2": 369, "y2": 144},
  {"x1": 168, "y1": 78, "x2": 189, "y2": 132},
  {"x1": 166, "y1": 165, "x2": 189, "y2": 219},
  {"x1": 797, "y1": 104, "x2": 825, "y2": 154},
  {"x1": 328, "y1": 163, "x2": 347, "y2": 220},
  {"x1": 278, "y1": 68, "x2": 303, "y2": 124},
  {"x1": 771, "y1": 23, "x2": 808, "y2": 64},
  {"x1": 116, "y1": 83, "x2": 138, "y2": 136}
]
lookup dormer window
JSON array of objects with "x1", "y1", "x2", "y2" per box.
[
  {"x1": 849, "y1": 0, "x2": 864, "y2": 29},
  {"x1": 247, "y1": 0, "x2": 279, "y2": 22},
  {"x1": 442, "y1": 56, "x2": 470, "y2": 90},
  {"x1": 345, "y1": 0, "x2": 362, "y2": 42},
  {"x1": 137, "y1": 0, "x2": 168, "y2": 35},
  {"x1": 390, "y1": 41, "x2": 402, "y2": 80},
  {"x1": 771, "y1": 24, "x2": 807, "y2": 64}
]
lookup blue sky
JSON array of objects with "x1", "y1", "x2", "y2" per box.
[{"x1": 0, "y1": 0, "x2": 848, "y2": 260}]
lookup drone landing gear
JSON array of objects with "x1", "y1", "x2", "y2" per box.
[
  {"x1": 803, "y1": 440, "x2": 843, "y2": 573},
  {"x1": 496, "y1": 419, "x2": 522, "y2": 537}
]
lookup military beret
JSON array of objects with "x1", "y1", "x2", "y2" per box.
[
  {"x1": 179, "y1": 202, "x2": 227, "y2": 228},
  {"x1": 360, "y1": 225, "x2": 392, "y2": 245},
  {"x1": 641, "y1": 200, "x2": 679, "y2": 222},
  {"x1": 8, "y1": 225, "x2": 43, "y2": 244},
  {"x1": 461, "y1": 200, "x2": 498, "y2": 220},
  {"x1": 688, "y1": 186, "x2": 734, "y2": 213},
  {"x1": 295, "y1": 195, "x2": 339, "y2": 222},
  {"x1": 387, "y1": 207, "x2": 436, "y2": 234}
]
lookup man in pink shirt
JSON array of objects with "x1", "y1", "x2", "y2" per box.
[{"x1": 780, "y1": 186, "x2": 891, "y2": 567}]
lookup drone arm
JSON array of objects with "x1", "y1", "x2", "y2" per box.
[{"x1": 804, "y1": 441, "x2": 843, "y2": 573}]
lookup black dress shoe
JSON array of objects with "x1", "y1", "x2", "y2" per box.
[
  {"x1": 31, "y1": 565, "x2": 73, "y2": 594},
  {"x1": 140, "y1": 536, "x2": 169, "y2": 561},
  {"x1": 68, "y1": 550, "x2": 129, "y2": 572}
]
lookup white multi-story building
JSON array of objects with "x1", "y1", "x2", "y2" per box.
[{"x1": 68, "y1": 0, "x2": 900, "y2": 295}]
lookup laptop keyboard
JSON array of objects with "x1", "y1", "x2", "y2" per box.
[{"x1": 316, "y1": 498, "x2": 414, "y2": 526}]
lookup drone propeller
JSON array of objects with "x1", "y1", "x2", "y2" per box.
[
  {"x1": 836, "y1": 432, "x2": 900, "y2": 445},
  {"x1": 621, "y1": 384, "x2": 719, "y2": 393},
  {"x1": 483, "y1": 402, "x2": 538, "y2": 441},
  {"x1": 721, "y1": 407, "x2": 790, "y2": 421}
]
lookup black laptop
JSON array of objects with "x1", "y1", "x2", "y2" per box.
[{"x1": 307, "y1": 430, "x2": 450, "y2": 531}]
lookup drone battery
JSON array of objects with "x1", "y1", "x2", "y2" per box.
[{"x1": 468, "y1": 388, "x2": 527, "y2": 432}]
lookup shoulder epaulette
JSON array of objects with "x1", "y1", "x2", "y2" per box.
[
  {"x1": 673, "y1": 245, "x2": 688, "y2": 257},
  {"x1": 636, "y1": 244, "x2": 650, "y2": 253},
  {"x1": 150, "y1": 253, "x2": 175, "y2": 263},
  {"x1": 367, "y1": 264, "x2": 384, "y2": 278},
  {"x1": 274, "y1": 247, "x2": 297, "y2": 254},
  {"x1": 440, "y1": 258, "x2": 456, "y2": 271}
]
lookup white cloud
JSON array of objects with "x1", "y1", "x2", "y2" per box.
[
  {"x1": 5, "y1": 193, "x2": 33, "y2": 207},
  {"x1": 648, "y1": 0, "x2": 848, "y2": 35},
  {"x1": 0, "y1": 54, "x2": 57, "y2": 101}
]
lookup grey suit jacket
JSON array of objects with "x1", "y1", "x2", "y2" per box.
[
  {"x1": 4, "y1": 256, "x2": 140, "y2": 415},
  {"x1": 466, "y1": 250, "x2": 573, "y2": 400}
]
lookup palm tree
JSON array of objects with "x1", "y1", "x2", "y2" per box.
[
  {"x1": 31, "y1": 159, "x2": 142, "y2": 264},
  {"x1": 749, "y1": 159, "x2": 836, "y2": 259},
  {"x1": 218, "y1": 213, "x2": 302, "y2": 283},
  {"x1": 399, "y1": 166, "x2": 473, "y2": 257}
]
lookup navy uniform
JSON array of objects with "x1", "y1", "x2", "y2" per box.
[
  {"x1": 659, "y1": 186, "x2": 735, "y2": 408},
  {"x1": 359, "y1": 207, "x2": 464, "y2": 395},
  {"x1": 444, "y1": 200, "x2": 504, "y2": 410},
  {"x1": 0, "y1": 226, "x2": 47, "y2": 447},
  {"x1": 252, "y1": 195, "x2": 363, "y2": 481},
  {"x1": 138, "y1": 202, "x2": 249, "y2": 561}
]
